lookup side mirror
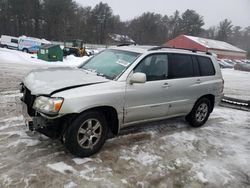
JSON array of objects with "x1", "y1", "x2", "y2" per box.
[{"x1": 130, "y1": 72, "x2": 146, "y2": 84}]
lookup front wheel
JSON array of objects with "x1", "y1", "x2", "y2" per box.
[
  {"x1": 185, "y1": 98, "x2": 211, "y2": 127},
  {"x1": 64, "y1": 111, "x2": 108, "y2": 157}
]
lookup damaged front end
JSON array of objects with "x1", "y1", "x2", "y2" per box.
[{"x1": 20, "y1": 83, "x2": 72, "y2": 139}]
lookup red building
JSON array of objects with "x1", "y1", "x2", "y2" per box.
[{"x1": 164, "y1": 35, "x2": 247, "y2": 60}]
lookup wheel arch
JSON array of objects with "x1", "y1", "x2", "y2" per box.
[{"x1": 65, "y1": 106, "x2": 120, "y2": 136}]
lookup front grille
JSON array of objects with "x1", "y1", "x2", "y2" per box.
[{"x1": 23, "y1": 86, "x2": 36, "y2": 116}]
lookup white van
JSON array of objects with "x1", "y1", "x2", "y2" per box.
[
  {"x1": 0, "y1": 35, "x2": 19, "y2": 49},
  {"x1": 18, "y1": 36, "x2": 51, "y2": 53}
]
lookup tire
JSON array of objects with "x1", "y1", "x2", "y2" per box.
[
  {"x1": 22, "y1": 48, "x2": 28, "y2": 53},
  {"x1": 185, "y1": 98, "x2": 211, "y2": 128},
  {"x1": 64, "y1": 111, "x2": 108, "y2": 157}
]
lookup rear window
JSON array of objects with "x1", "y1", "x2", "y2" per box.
[
  {"x1": 168, "y1": 54, "x2": 194, "y2": 79},
  {"x1": 197, "y1": 56, "x2": 215, "y2": 76}
]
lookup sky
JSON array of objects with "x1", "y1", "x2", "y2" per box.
[{"x1": 74, "y1": 0, "x2": 250, "y2": 29}]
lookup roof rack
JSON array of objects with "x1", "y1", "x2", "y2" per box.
[
  {"x1": 148, "y1": 46, "x2": 212, "y2": 55},
  {"x1": 117, "y1": 43, "x2": 136, "y2": 47}
]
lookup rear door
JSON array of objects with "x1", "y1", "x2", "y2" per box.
[{"x1": 163, "y1": 53, "x2": 200, "y2": 116}]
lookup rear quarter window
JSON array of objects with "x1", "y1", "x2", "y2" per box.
[{"x1": 197, "y1": 56, "x2": 215, "y2": 76}]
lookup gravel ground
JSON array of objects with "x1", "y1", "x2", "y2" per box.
[{"x1": 0, "y1": 61, "x2": 250, "y2": 188}]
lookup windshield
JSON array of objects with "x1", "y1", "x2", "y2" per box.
[{"x1": 80, "y1": 49, "x2": 141, "y2": 79}]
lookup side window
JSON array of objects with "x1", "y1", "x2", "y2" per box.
[
  {"x1": 197, "y1": 56, "x2": 215, "y2": 76},
  {"x1": 11, "y1": 39, "x2": 18, "y2": 44},
  {"x1": 168, "y1": 54, "x2": 194, "y2": 79},
  {"x1": 134, "y1": 54, "x2": 168, "y2": 81}
]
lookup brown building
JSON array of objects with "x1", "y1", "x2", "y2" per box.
[{"x1": 164, "y1": 35, "x2": 247, "y2": 60}]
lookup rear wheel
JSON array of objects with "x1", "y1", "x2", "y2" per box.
[
  {"x1": 185, "y1": 98, "x2": 211, "y2": 127},
  {"x1": 64, "y1": 111, "x2": 108, "y2": 157},
  {"x1": 22, "y1": 48, "x2": 28, "y2": 53}
]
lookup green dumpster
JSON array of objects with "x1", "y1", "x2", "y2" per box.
[{"x1": 37, "y1": 44, "x2": 63, "y2": 62}]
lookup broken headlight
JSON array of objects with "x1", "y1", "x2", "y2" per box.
[{"x1": 33, "y1": 96, "x2": 64, "y2": 115}]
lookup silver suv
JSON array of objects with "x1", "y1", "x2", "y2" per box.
[{"x1": 21, "y1": 46, "x2": 224, "y2": 157}]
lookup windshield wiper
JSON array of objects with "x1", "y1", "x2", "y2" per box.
[
  {"x1": 83, "y1": 68, "x2": 111, "y2": 79},
  {"x1": 82, "y1": 68, "x2": 96, "y2": 73},
  {"x1": 96, "y1": 72, "x2": 111, "y2": 79}
]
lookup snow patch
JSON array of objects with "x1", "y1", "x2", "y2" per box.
[
  {"x1": 222, "y1": 69, "x2": 250, "y2": 100},
  {"x1": 8, "y1": 138, "x2": 40, "y2": 147},
  {"x1": 168, "y1": 131, "x2": 198, "y2": 141},
  {"x1": 47, "y1": 162, "x2": 77, "y2": 175},
  {"x1": 1, "y1": 175, "x2": 13, "y2": 186},
  {"x1": 192, "y1": 160, "x2": 235, "y2": 185},
  {"x1": 185, "y1": 35, "x2": 245, "y2": 52},
  {"x1": 0, "y1": 48, "x2": 90, "y2": 67},
  {"x1": 120, "y1": 147, "x2": 162, "y2": 166},
  {"x1": 121, "y1": 179, "x2": 128, "y2": 184},
  {"x1": 195, "y1": 172, "x2": 208, "y2": 184},
  {"x1": 24, "y1": 174, "x2": 37, "y2": 188},
  {"x1": 64, "y1": 181, "x2": 77, "y2": 188},
  {"x1": 79, "y1": 165, "x2": 104, "y2": 181},
  {"x1": 72, "y1": 157, "x2": 102, "y2": 165},
  {"x1": 0, "y1": 115, "x2": 24, "y2": 123},
  {"x1": 135, "y1": 151, "x2": 162, "y2": 166},
  {"x1": 72, "y1": 158, "x2": 93, "y2": 165}
]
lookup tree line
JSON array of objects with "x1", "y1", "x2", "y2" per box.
[{"x1": 0, "y1": 0, "x2": 249, "y2": 57}]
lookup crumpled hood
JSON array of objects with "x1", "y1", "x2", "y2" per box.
[{"x1": 24, "y1": 67, "x2": 108, "y2": 95}]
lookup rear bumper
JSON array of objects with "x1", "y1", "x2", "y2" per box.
[{"x1": 215, "y1": 93, "x2": 224, "y2": 106}]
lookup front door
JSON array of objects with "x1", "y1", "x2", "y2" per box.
[{"x1": 124, "y1": 54, "x2": 169, "y2": 125}]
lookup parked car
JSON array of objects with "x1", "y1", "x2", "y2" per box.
[
  {"x1": 221, "y1": 59, "x2": 236, "y2": 66},
  {"x1": 235, "y1": 60, "x2": 245, "y2": 64},
  {"x1": 21, "y1": 46, "x2": 224, "y2": 157},
  {"x1": 18, "y1": 36, "x2": 50, "y2": 53},
  {"x1": 242, "y1": 59, "x2": 250, "y2": 64},
  {"x1": 0, "y1": 35, "x2": 19, "y2": 49},
  {"x1": 234, "y1": 62, "x2": 250, "y2": 72},
  {"x1": 217, "y1": 59, "x2": 233, "y2": 68}
]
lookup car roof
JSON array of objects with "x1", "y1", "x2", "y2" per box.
[
  {"x1": 109, "y1": 45, "x2": 155, "y2": 53},
  {"x1": 109, "y1": 45, "x2": 213, "y2": 58}
]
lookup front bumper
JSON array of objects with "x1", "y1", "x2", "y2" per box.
[
  {"x1": 21, "y1": 100, "x2": 33, "y2": 124},
  {"x1": 21, "y1": 99, "x2": 67, "y2": 139},
  {"x1": 21, "y1": 100, "x2": 43, "y2": 131},
  {"x1": 20, "y1": 83, "x2": 67, "y2": 139}
]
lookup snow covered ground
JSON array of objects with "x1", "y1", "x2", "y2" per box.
[
  {"x1": 0, "y1": 48, "x2": 250, "y2": 187},
  {"x1": 0, "y1": 47, "x2": 90, "y2": 67},
  {"x1": 222, "y1": 69, "x2": 250, "y2": 100}
]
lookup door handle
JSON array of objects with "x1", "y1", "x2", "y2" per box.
[
  {"x1": 195, "y1": 79, "x2": 202, "y2": 84},
  {"x1": 162, "y1": 82, "x2": 171, "y2": 88}
]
